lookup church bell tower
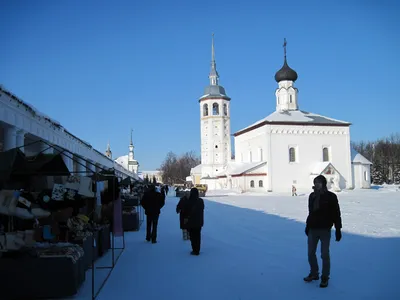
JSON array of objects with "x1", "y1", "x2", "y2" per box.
[{"x1": 199, "y1": 34, "x2": 232, "y2": 179}]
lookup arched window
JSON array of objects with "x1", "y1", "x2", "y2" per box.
[
  {"x1": 322, "y1": 147, "x2": 329, "y2": 162},
  {"x1": 223, "y1": 103, "x2": 228, "y2": 116},
  {"x1": 250, "y1": 180, "x2": 254, "y2": 188},
  {"x1": 289, "y1": 147, "x2": 296, "y2": 162},
  {"x1": 212, "y1": 103, "x2": 219, "y2": 115},
  {"x1": 203, "y1": 103, "x2": 208, "y2": 116},
  {"x1": 249, "y1": 151, "x2": 252, "y2": 162},
  {"x1": 364, "y1": 171, "x2": 368, "y2": 181},
  {"x1": 259, "y1": 148, "x2": 263, "y2": 161},
  {"x1": 290, "y1": 95, "x2": 292, "y2": 103},
  {"x1": 259, "y1": 180, "x2": 263, "y2": 187}
]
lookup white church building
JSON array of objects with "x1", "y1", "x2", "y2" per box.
[
  {"x1": 114, "y1": 130, "x2": 140, "y2": 175},
  {"x1": 191, "y1": 37, "x2": 372, "y2": 193}
]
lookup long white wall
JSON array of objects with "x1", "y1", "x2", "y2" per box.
[
  {"x1": 234, "y1": 124, "x2": 353, "y2": 192},
  {"x1": 0, "y1": 86, "x2": 135, "y2": 179}
]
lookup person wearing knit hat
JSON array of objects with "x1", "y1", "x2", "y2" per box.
[{"x1": 303, "y1": 175, "x2": 342, "y2": 288}]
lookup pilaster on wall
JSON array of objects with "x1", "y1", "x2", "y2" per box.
[{"x1": 61, "y1": 152, "x2": 74, "y2": 173}]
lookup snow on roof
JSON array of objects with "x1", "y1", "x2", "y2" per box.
[
  {"x1": 115, "y1": 155, "x2": 129, "y2": 169},
  {"x1": 190, "y1": 164, "x2": 203, "y2": 174},
  {"x1": 310, "y1": 162, "x2": 341, "y2": 176},
  {"x1": 310, "y1": 162, "x2": 331, "y2": 175},
  {"x1": 351, "y1": 149, "x2": 372, "y2": 165},
  {"x1": 216, "y1": 161, "x2": 266, "y2": 176},
  {"x1": 235, "y1": 110, "x2": 350, "y2": 135}
]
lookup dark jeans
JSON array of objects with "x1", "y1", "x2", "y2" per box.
[
  {"x1": 308, "y1": 228, "x2": 331, "y2": 278},
  {"x1": 189, "y1": 228, "x2": 202, "y2": 253},
  {"x1": 146, "y1": 215, "x2": 159, "y2": 241}
]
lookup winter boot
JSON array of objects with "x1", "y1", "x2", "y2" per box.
[
  {"x1": 319, "y1": 276, "x2": 329, "y2": 288},
  {"x1": 303, "y1": 273, "x2": 319, "y2": 282}
]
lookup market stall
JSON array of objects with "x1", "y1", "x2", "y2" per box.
[{"x1": 0, "y1": 140, "x2": 125, "y2": 300}]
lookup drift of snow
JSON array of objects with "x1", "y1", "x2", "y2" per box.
[{"x1": 75, "y1": 185, "x2": 399, "y2": 300}]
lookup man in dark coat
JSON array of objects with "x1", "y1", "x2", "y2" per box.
[
  {"x1": 183, "y1": 188, "x2": 204, "y2": 256},
  {"x1": 140, "y1": 184, "x2": 165, "y2": 243},
  {"x1": 164, "y1": 185, "x2": 169, "y2": 196},
  {"x1": 304, "y1": 175, "x2": 342, "y2": 288}
]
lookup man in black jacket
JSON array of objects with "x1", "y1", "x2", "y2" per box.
[
  {"x1": 140, "y1": 184, "x2": 165, "y2": 243},
  {"x1": 304, "y1": 175, "x2": 342, "y2": 288},
  {"x1": 182, "y1": 188, "x2": 204, "y2": 255}
]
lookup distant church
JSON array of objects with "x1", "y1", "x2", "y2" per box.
[
  {"x1": 110, "y1": 130, "x2": 139, "y2": 174},
  {"x1": 191, "y1": 36, "x2": 372, "y2": 193}
]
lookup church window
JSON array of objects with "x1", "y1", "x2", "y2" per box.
[
  {"x1": 213, "y1": 103, "x2": 219, "y2": 115},
  {"x1": 289, "y1": 147, "x2": 296, "y2": 162},
  {"x1": 215, "y1": 145, "x2": 218, "y2": 148},
  {"x1": 259, "y1": 148, "x2": 263, "y2": 161},
  {"x1": 364, "y1": 171, "x2": 368, "y2": 181},
  {"x1": 259, "y1": 180, "x2": 263, "y2": 187},
  {"x1": 223, "y1": 103, "x2": 228, "y2": 116},
  {"x1": 249, "y1": 151, "x2": 252, "y2": 162},
  {"x1": 203, "y1": 104, "x2": 208, "y2": 116},
  {"x1": 250, "y1": 180, "x2": 255, "y2": 188},
  {"x1": 322, "y1": 147, "x2": 329, "y2": 162},
  {"x1": 290, "y1": 95, "x2": 292, "y2": 103}
]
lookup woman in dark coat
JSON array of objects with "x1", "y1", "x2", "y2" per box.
[
  {"x1": 185, "y1": 188, "x2": 205, "y2": 256},
  {"x1": 176, "y1": 194, "x2": 190, "y2": 240}
]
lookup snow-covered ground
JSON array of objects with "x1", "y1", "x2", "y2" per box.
[{"x1": 76, "y1": 185, "x2": 400, "y2": 300}]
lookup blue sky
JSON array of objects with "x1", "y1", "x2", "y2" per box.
[{"x1": 0, "y1": 0, "x2": 399, "y2": 170}]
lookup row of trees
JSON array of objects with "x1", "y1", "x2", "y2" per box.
[
  {"x1": 159, "y1": 151, "x2": 200, "y2": 185},
  {"x1": 352, "y1": 133, "x2": 400, "y2": 185}
]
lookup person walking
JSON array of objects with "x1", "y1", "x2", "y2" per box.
[
  {"x1": 292, "y1": 185, "x2": 297, "y2": 196},
  {"x1": 184, "y1": 188, "x2": 204, "y2": 256},
  {"x1": 176, "y1": 194, "x2": 190, "y2": 241},
  {"x1": 165, "y1": 185, "x2": 169, "y2": 196},
  {"x1": 304, "y1": 175, "x2": 342, "y2": 288},
  {"x1": 140, "y1": 184, "x2": 165, "y2": 243}
]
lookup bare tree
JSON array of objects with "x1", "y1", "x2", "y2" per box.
[{"x1": 160, "y1": 151, "x2": 200, "y2": 185}]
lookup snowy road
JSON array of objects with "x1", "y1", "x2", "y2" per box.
[{"x1": 93, "y1": 195, "x2": 399, "y2": 300}]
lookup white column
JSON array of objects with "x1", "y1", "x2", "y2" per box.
[
  {"x1": 62, "y1": 152, "x2": 73, "y2": 172},
  {"x1": 3, "y1": 126, "x2": 17, "y2": 151},
  {"x1": 16, "y1": 129, "x2": 25, "y2": 153},
  {"x1": 76, "y1": 157, "x2": 86, "y2": 175}
]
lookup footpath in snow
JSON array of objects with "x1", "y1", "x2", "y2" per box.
[{"x1": 79, "y1": 189, "x2": 399, "y2": 300}]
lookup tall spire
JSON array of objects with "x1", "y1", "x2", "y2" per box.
[
  {"x1": 130, "y1": 128, "x2": 133, "y2": 146},
  {"x1": 283, "y1": 38, "x2": 287, "y2": 60},
  {"x1": 209, "y1": 33, "x2": 219, "y2": 86},
  {"x1": 129, "y1": 129, "x2": 134, "y2": 160},
  {"x1": 107, "y1": 140, "x2": 111, "y2": 151}
]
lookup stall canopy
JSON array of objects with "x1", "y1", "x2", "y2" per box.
[
  {"x1": 0, "y1": 148, "x2": 71, "y2": 179},
  {"x1": 0, "y1": 148, "x2": 27, "y2": 182}
]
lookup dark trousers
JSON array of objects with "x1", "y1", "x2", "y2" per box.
[
  {"x1": 308, "y1": 228, "x2": 331, "y2": 278},
  {"x1": 189, "y1": 228, "x2": 202, "y2": 253},
  {"x1": 146, "y1": 215, "x2": 159, "y2": 241}
]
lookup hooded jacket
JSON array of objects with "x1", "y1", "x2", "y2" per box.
[{"x1": 306, "y1": 175, "x2": 342, "y2": 230}]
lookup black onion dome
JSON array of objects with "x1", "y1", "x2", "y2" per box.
[{"x1": 274, "y1": 58, "x2": 298, "y2": 82}]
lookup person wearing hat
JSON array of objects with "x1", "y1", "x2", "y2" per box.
[{"x1": 304, "y1": 175, "x2": 342, "y2": 288}]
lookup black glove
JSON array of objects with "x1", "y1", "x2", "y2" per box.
[
  {"x1": 335, "y1": 229, "x2": 342, "y2": 242},
  {"x1": 305, "y1": 226, "x2": 309, "y2": 236}
]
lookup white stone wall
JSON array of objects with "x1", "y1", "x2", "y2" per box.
[
  {"x1": 200, "y1": 98, "x2": 231, "y2": 178},
  {"x1": 0, "y1": 87, "x2": 134, "y2": 179},
  {"x1": 352, "y1": 163, "x2": 371, "y2": 189},
  {"x1": 234, "y1": 124, "x2": 353, "y2": 192}
]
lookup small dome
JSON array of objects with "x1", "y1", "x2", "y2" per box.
[{"x1": 274, "y1": 58, "x2": 298, "y2": 82}]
